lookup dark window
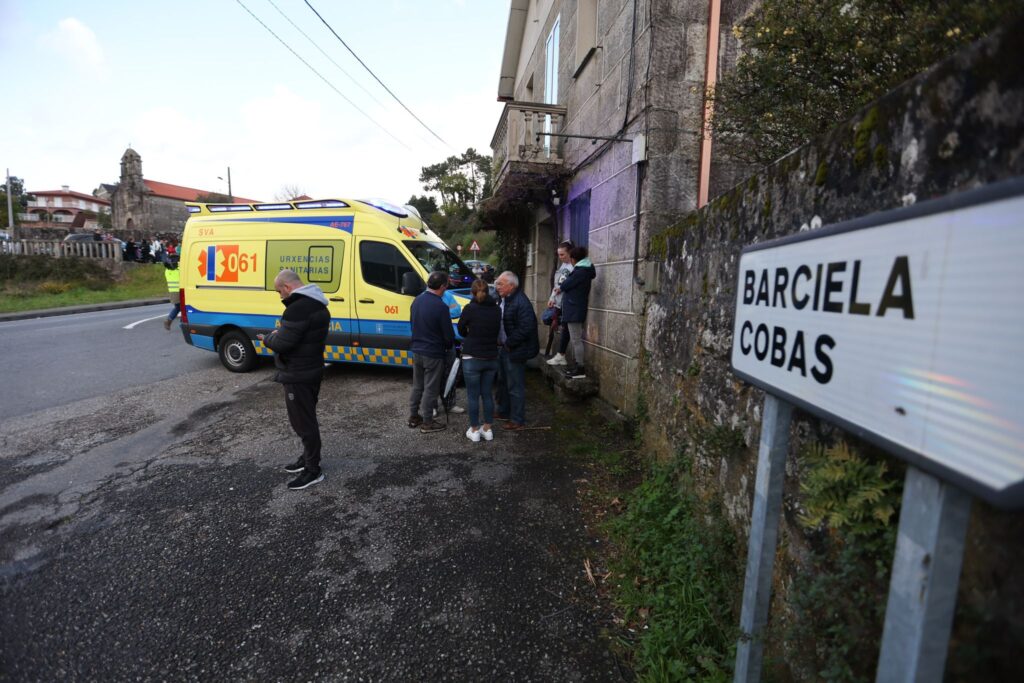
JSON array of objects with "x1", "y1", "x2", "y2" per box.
[
  {"x1": 360, "y1": 240, "x2": 415, "y2": 293},
  {"x1": 569, "y1": 190, "x2": 590, "y2": 248}
]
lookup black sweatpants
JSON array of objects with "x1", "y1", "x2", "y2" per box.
[{"x1": 284, "y1": 382, "x2": 322, "y2": 473}]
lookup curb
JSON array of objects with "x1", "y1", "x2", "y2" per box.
[{"x1": 0, "y1": 298, "x2": 168, "y2": 323}]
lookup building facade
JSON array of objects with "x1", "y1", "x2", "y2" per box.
[
  {"x1": 22, "y1": 187, "x2": 111, "y2": 231},
  {"x1": 483, "y1": 0, "x2": 754, "y2": 414},
  {"x1": 110, "y1": 148, "x2": 257, "y2": 237}
]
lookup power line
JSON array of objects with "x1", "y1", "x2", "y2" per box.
[
  {"x1": 233, "y1": 0, "x2": 411, "y2": 150},
  {"x1": 303, "y1": 0, "x2": 452, "y2": 149},
  {"x1": 263, "y1": 0, "x2": 387, "y2": 110}
]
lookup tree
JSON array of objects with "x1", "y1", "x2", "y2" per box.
[
  {"x1": 406, "y1": 194, "x2": 439, "y2": 223},
  {"x1": 709, "y1": 0, "x2": 1023, "y2": 166},
  {"x1": 275, "y1": 184, "x2": 307, "y2": 201},
  {"x1": 0, "y1": 175, "x2": 33, "y2": 229},
  {"x1": 195, "y1": 192, "x2": 233, "y2": 203},
  {"x1": 418, "y1": 148, "x2": 493, "y2": 218}
]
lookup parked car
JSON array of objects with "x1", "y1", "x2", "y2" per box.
[
  {"x1": 63, "y1": 233, "x2": 103, "y2": 243},
  {"x1": 463, "y1": 259, "x2": 496, "y2": 282}
]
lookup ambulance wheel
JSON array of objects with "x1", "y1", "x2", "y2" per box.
[{"x1": 219, "y1": 331, "x2": 257, "y2": 373}]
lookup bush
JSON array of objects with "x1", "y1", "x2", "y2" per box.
[{"x1": 0, "y1": 254, "x2": 113, "y2": 286}]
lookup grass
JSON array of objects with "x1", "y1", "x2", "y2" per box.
[
  {"x1": 535, "y1": 374, "x2": 741, "y2": 681},
  {"x1": 0, "y1": 258, "x2": 167, "y2": 313}
]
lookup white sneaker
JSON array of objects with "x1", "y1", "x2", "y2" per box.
[
  {"x1": 465, "y1": 427, "x2": 481, "y2": 442},
  {"x1": 546, "y1": 353, "x2": 567, "y2": 366},
  {"x1": 481, "y1": 428, "x2": 494, "y2": 441},
  {"x1": 450, "y1": 405, "x2": 465, "y2": 414}
]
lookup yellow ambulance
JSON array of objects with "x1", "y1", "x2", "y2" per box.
[{"x1": 177, "y1": 198, "x2": 475, "y2": 372}]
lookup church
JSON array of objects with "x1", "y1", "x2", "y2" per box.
[{"x1": 107, "y1": 148, "x2": 258, "y2": 237}]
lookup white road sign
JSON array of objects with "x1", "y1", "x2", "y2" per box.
[{"x1": 730, "y1": 179, "x2": 1024, "y2": 507}]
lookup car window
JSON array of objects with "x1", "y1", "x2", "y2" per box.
[{"x1": 360, "y1": 240, "x2": 415, "y2": 293}]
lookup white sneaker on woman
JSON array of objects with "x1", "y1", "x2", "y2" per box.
[
  {"x1": 546, "y1": 353, "x2": 567, "y2": 366},
  {"x1": 465, "y1": 427, "x2": 481, "y2": 442},
  {"x1": 481, "y1": 428, "x2": 494, "y2": 441}
]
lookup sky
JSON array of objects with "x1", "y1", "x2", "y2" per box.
[{"x1": 0, "y1": 0, "x2": 509, "y2": 203}]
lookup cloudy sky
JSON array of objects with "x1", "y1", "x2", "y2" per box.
[{"x1": 0, "y1": 0, "x2": 509, "y2": 203}]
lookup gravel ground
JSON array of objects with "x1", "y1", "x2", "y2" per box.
[{"x1": 0, "y1": 362, "x2": 627, "y2": 681}]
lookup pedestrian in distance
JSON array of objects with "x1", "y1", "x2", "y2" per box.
[
  {"x1": 545, "y1": 241, "x2": 574, "y2": 366},
  {"x1": 408, "y1": 271, "x2": 455, "y2": 433},
  {"x1": 554, "y1": 246, "x2": 596, "y2": 379},
  {"x1": 256, "y1": 269, "x2": 331, "y2": 490},
  {"x1": 494, "y1": 271, "x2": 540, "y2": 430},
  {"x1": 162, "y1": 254, "x2": 181, "y2": 331},
  {"x1": 457, "y1": 278, "x2": 502, "y2": 442}
]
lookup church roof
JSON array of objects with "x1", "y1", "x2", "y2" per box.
[{"x1": 143, "y1": 179, "x2": 259, "y2": 203}]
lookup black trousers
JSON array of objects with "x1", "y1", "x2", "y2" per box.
[{"x1": 284, "y1": 382, "x2": 322, "y2": 472}]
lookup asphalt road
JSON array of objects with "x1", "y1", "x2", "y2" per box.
[
  {"x1": 0, "y1": 308, "x2": 625, "y2": 681},
  {"x1": 0, "y1": 304, "x2": 219, "y2": 420}
]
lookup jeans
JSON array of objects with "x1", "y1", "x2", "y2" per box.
[
  {"x1": 567, "y1": 321, "x2": 585, "y2": 366},
  {"x1": 410, "y1": 353, "x2": 446, "y2": 422},
  {"x1": 167, "y1": 303, "x2": 180, "y2": 321},
  {"x1": 463, "y1": 357, "x2": 498, "y2": 427},
  {"x1": 495, "y1": 348, "x2": 527, "y2": 425}
]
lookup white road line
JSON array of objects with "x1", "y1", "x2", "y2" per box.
[{"x1": 123, "y1": 314, "x2": 167, "y2": 330}]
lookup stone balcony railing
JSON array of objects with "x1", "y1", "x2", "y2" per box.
[{"x1": 490, "y1": 101, "x2": 568, "y2": 192}]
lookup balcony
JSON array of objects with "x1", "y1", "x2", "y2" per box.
[{"x1": 489, "y1": 101, "x2": 570, "y2": 204}]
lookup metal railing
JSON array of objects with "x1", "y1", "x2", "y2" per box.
[
  {"x1": 0, "y1": 240, "x2": 123, "y2": 261},
  {"x1": 490, "y1": 101, "x2": 568, "y2": 187}
]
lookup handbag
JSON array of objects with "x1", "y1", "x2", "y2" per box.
[{"x1": 541, "y1": 307, "x2": 556, "y2": 326}]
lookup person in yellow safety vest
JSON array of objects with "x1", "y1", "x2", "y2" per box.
[{"x1": 163, "y1": 255, "x2": 181, "y2": 331}]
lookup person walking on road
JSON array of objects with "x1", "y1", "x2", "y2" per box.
[
  {"x1": 408, "y1": 271, "x2": 455, "y2": 433},
  {"x1": 554, "y1": 246, "x2": 596, "y2": 379},
  {"x1": 457, "y1": 278, "x2": 501, "y2": 442},
  {"x1": 257, "y1": 269, "x2": 330, "y2": 491},
  {"x1": 494, "y1": 271, "x2": 540, "y2": 430},
  {"x1": 162, "y1": 255, "x2": 180, "y2": 331}
]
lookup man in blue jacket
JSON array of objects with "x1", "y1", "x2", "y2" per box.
[
  {"x1": 408, "y1": 271, "x2": 455, "y2": 433},
  {"x1": 494, "y1": 271, "x2": 540, "y2": 430}
]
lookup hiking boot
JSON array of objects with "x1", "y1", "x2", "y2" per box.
[
  {"x1": 494, "y1": 413, "x2": 510, "y2": 422},
  {"x1": 283, "y1": 458, "x2": 305, "y2": 473},
  {"x1": 546, "y1": 353, "x2": 567, "y2": 366},
  {"x1": 420, "y1": 420, "x2": 447, "y2": 433},
  {"x1": 287, "y1": 469, "x2": 324, "y2": 490},
  {"x1": 408, "y1": 415, "x2": 423, "y2": 428},
  {"x1": 465, "y1": 427, "x2": 481, "y2": 442},
  {"x1": 502, "y1": 422, "x2": 525, "y2": 431}
]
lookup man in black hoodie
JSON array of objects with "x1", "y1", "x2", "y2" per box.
[{"x1": 257, "y1": 269, "x2": 330, "y2": 490}]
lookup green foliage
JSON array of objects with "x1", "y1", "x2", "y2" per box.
[
  {"x1": 606, "y1": 456, "x2": 740, "y2": 681},
  {"x1": 0, "y1": 175, "x2": 33, "y2": 227},
  {"x1": 0, "y1": 258, "x2": 165, "y2": 313},
  {"x1": 710, "y1": 0, "x2": 1022, "y2": 165},
  {"x1": 0, "y1": 254, "x2": 112, "y2": 285},
  {"x1": 798, "y1": 441, "x2": 900, "y2": 537},
  {"x1": 418, "y1": 148, "x2": 493, "y2": 218},
  {"x1": 782, "y1": 440, "x2": 903, "y2": 681}
]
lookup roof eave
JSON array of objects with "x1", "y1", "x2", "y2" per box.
[{"x1": 497, "y1": 0, "x2": 530, "y2": 101}]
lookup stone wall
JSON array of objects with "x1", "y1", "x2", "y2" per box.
[{"x1": 640, "y1": 20, "x2": 1024, "y2": 677}]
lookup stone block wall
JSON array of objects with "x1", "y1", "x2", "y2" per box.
[{"x1": 640, "y1": 20, "x2": 1024, "y2": 677}]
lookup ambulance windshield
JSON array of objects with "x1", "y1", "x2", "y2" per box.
[{"x1": 404, "y1": 241, "x2": 475, "y2": 289}]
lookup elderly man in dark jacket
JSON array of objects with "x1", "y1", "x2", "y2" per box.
[
  {"x1": 494, "y1": 271, "x2": 540, "y2": 430},
  {"x1": 408, "y1": 271, "x2": 455, "y2": 433},
  {"x1": 258, "y1": 269, "x2": 330, "y2": 490}
]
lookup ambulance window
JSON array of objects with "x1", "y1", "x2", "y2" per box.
[
  {"x1": 265, "y1": 240, "x2": 344, "y2": 293},
  {"x1": 360, "y1": 240, "x2": 415, "y2": 293},
  {"x1": 403, "y1": 241, "x2": 474, "y2": 281}
]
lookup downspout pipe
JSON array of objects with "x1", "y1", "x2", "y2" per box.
[
  {"x1": 698, "y1": 0, "x2": 722, "y2": 208},
  {"x1": 631, "y1": 159, "x2": 647, "y2": 286}
]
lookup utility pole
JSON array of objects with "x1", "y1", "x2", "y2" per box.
[
  {"x1": 6, "y1": 169, "x2": 15, "y2": 239},
  {"x1": 218, "y1": 167, "x2": 233, "y2": 202}
]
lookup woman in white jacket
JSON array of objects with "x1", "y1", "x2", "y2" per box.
[{"x1": 545, "y1": 241, "x2": 574, "y2": 365}]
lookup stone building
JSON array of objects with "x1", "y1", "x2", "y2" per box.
[
  {"x1": 482, "y1": 0, "x2": 755, "y2": 414},
  {"x1": 109, "y1": 148, "x2": 257, "y2": 237}
]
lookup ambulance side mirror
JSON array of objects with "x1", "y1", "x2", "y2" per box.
[{"x1": 401, "y1": 272, "x2": 425, "y2": 296}]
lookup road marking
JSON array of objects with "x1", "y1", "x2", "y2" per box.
[{"x1": 123, "y1": 314, "x2": 167, "y2": 330}]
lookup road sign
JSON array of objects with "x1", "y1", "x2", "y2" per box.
[
  {"x1": 470, "y1": 240, "x2": 480, "y2": 253},
  {"x1": 731, "y1": 179, "x2": 1024, "y2": 508}
]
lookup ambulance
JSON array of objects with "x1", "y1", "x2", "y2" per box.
[{"x1": 177, "y1": 198, "x2": 475, "y2": 372}]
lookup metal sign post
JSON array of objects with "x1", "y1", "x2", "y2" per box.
[
  {"x1": 734, "y1": 394, "x2": 793, "y2": 683},
  {"x1": 726, "y1": 178, "x2": 1024, "y2": 681},
  {"x1": 875, "y1": 467, "x2": 972, "y2": 682}
]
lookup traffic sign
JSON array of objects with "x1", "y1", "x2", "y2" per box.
[
  {"x1": 731, "y1": 178, "x2": 1024, "y2": 508},
  {"x1": 470, "y1": 240, "x2": 480, "y2": 253}
]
